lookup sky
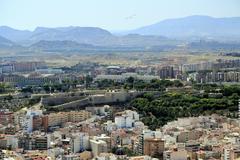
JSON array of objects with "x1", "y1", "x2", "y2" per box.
[{"x1": 1, "y1": 0, "x2": 240, "y2": 31}]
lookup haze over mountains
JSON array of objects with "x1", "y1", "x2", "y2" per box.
[
  {"x1": 127, "y1": 15, "x2": 240, "y2": 39},
  {"x1": 0, "y1": 35, "x2": 23, "y2": 49},
  {"x1": 0, "y1": 15, "x2": 240, "y2": 53},
  {"x1": 0, "y1": 35, "x2": 15, "y2": 48}
]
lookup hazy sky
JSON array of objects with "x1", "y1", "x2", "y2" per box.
[{"x1": 1, "y1": 0, "x2": 240, "y2": 31}]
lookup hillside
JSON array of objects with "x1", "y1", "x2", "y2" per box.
[
  {"x1": 30, "y1": 40, "x2": 95, "y2": 51},
  {"x1": 0, "y1": 26, "x2": 32, "y2": 42},
  {"x1": 128, "y1": 15, "x2": 240, "y2": 40},
  {"x1": 29, "y1": 27, "x2": 113, "y2": 45},
  {"x1": 0, "y1": 26, "x2": 180, "y2": 47},
  {"x1": 0, "y1": 35, "x2": 17, "y2": 48},
  {"x1": 1, "y1": 15, "x2": 240, "y2": 53}
]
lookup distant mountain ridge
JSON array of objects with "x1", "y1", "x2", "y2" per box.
[
  {"x1": 30, "y1": 40, "x2": 96, "y2": 52},
  {"x1": 127, "y1": 15, "x2": 240, "y2": 40},
  {"x1": 1, "y1": 15, "x2": 240, "y2": 44},
  {"x1": 0, "y1": 26, "x2": 32, "y2": 42},
  {"x1": 0, "y1": 35, "x2": 19, "y2": 48},
  {"x1": 0, "y1": 15, "x2": 240, "y2": 53},
  {"x1": 29, "y1": 26, "x2": 112, "y2": 44},
  {"x1": 0, "y1": 26, "x2": 113, "y2": 46},
  {"x1": 0, "y1": 26, "x2": 177, "y2": 47}
]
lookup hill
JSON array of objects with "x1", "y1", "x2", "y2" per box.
[
  {"x1": 0, "y1": 26, "x2": 32, "y2": 42},
  {"x1": 0, "y1": 26, "x2": 180, "y2": 47},
  {"x1": 0, "y1": 35, "x2": 17, "y2": 48},
  {"x1": 0, "y1": 26, "x2": 113, "y2": 46},
  {"x1": 30, "y1": 27, "x2": 113, "y2": 45},
  {"x1": 128, "y1": 15, "x2": 240, "y2": 40},
  {"x1": 30, "y1": 40, "x2": 96, "y2": 52}
]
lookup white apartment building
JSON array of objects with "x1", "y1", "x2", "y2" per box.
[{"x1": 90, "y1": 139, "x2": 108, "y2": 157}]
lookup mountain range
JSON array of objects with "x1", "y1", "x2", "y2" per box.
[
  {"x1": 0, "y1": 26, "x2": 175, "y2": 47},
  {"x1": 127, "y1": 15, "x2": 240, "y2": 40},
  {"x1": 0, "y1": 35, "x2": 23, "y2": 49},
  {"x1": 0, "y1": 35, "x2": 15, "y2": 48},
  {"x1": 0, "y1": 15, "x2": 240, "y2": 54}
]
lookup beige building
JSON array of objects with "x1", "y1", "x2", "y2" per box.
[
  {"x1": 79, "y1": 151, "x2": 92, "y2": 160},
  {"x1": 144, "y1": 138, "x2": 165, "y2": 158},
  {"x1": 68, "y1": 111, "x2": 92, "y2": 123},
  {"x1": 164, "y1": 149, "x2": 188, "y2": 160},
  {"x1": 129, "y1": 156, "x2": 157, "y2": 160},
  {"x1": 90, "y1": 139, "x2": 108, "y2": 157},
  {"x1": 224, "y1": 147, "x2": 240, "y2": 160},
  {"x1": 94, "y1": 134, "x2": 111, "y2": 152},
  {"x1": 43, "y1": 111, "x2": 91, "y2": 130},
  {"x1": 177, "y1": 130, "x2": 202, "y2": 143}
]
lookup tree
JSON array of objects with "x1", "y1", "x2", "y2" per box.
[
  {"x1": 173, "y1": 80, "x2": 183, "y2": 87},
  {"x1": 0, "y1": 83, "x2": 10, "y2": 93},
  {"x1": 143, "y1": 93, "x2": 154, "y2": 101},
  {"x1": 130, "y1": 85, "x2": 239, "y2": 129},
  {"x1": 85, "y1": 75, "x2": 93, "y2": 88},
  {"x1": 126, "y1": 76, "x2": 134, "y2": 84}
]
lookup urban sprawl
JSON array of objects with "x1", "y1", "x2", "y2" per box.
[{"x1": 0, "y1": 56, "x2": 240, "y2": 160}]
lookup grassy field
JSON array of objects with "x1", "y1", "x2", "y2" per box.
[{"x1": 1, "y1": 49, "x2": 239, "y2": 68}]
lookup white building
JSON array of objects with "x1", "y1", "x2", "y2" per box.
[
  {"x1": 134, "y1": 121, "x2": 145, "y2": 129},
  {"x1": 6, "y1": 135, "x2": 18, "y2": 150},
  {"x1": 125, "y1": 110, "x2": 139, "y2": 121},
  {"x1": 114, "y1": 110, "x2": 140, "y2": 128},
  {"x1": 126, "y1": 116, "x2": 134, "y2": 128},
  {"x1": 115, "y1": 116, "x2": 126, "y2": 128},
  {"x1": 90, "y1": 139, "x2": 108, "y2": 157},
  {"x1": 105, "y1": 121, "x2": 117, "y2": 132},
  {"x1": 71, "y1": 133, "x2": 90, "y2": 153}
]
